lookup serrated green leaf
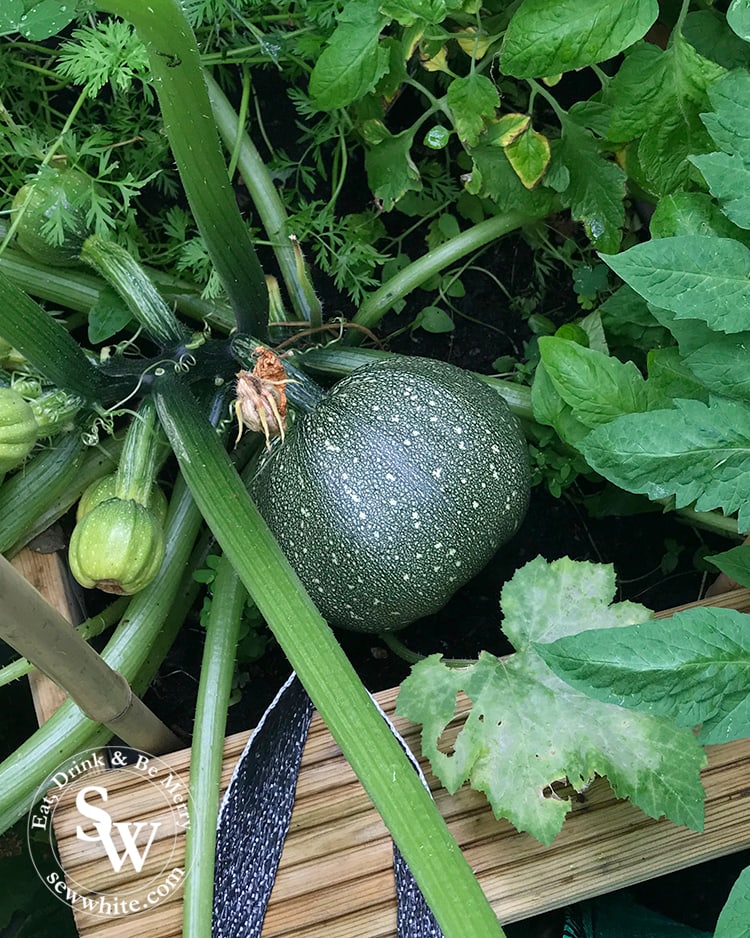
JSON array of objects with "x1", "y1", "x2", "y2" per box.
[
  {"x1": 538, "y1": 336, "x2": 648, "y2": 427},
  {"x1": 396, "y1": 556, "x2": 706, "y2": 845},
  {"x1": 644, "y1": 347, "x2": 709, "y2": 408},
  {"x1": 308, "y1": 0, "x2": 389, "y2": 110},
  {"x1": 446, "y1": 73, "x2": 499, "y2": 147},
  {"x1": 501, "y1": 0, "x2": 658, "y2": 79},
  {"x1": 650, "y1": 191, "x2": 750, "y2": 242},
  {"x1": 707, "y1": 544, "x2": 750, "y2": 589},
  {"x1": 728, "y1": 0, "x2": 750, "y2": 42},
  {"x1": 557, "y1": 116, "x2": 625, "y2": 252},
  {"x1": 379, "y1": 0, "x2": 446, "y2": 25},
  {"x1": 536, "y1": 605, "x2": 750, "y2": 744},
  {"x1": 580, "y1": 397, "x2": 750, "y2": 530},
  {"x1": 682, "y1": 332, "x2": 750, "y2": 400},
  {"x1": 603, "y1": 235, "x2": 750, "y2": 334},
  {"x1": 605, "y1": 38, "x2": 725, "y2": 195},
  {"x1": 700, "y1": 70, "x2": 750, "y2": 158},
  {"x1": 364, "y1": 127, "x2": 421, "y2": 209},
  {"x1": 715, "y1": 866, "x2": 750, "y2": 938},
  {"x1": 691, "y1": 152, "x2": 750, "y2": 229},
  {"x1": 504, "y1": 128, "x2": 550, "y2": 189}
]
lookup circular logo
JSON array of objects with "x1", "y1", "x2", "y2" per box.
[{"x1": 27, "y1": 746, "x2": 195, "y2": 919}]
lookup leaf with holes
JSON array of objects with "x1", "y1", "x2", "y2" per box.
[{"x1": 396, "y1": 556, "x2": 706, "y2": 845}]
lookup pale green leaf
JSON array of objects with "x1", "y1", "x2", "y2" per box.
[
  {"x1": 728, "y1": 0, "x2": 750, "y2": 42},
  {"x1": 700, "y1": 70, "x2": 750, "y2": 159},
  {"x1": 538, "y1": 336, "x2": 648, "y2": 427},
  {"x1": 682, "y1": 332, "x2": 750, "y2": 400},
  {"x1": 556, "y1": 116, "x2": 625, "y2": 252},
  {"x1": 580, "y1": 397, "x2": 750, "y2": 530},
  {"x1": 308, "y1": 0, "x2": 389, "y2": 110},
  {"x1": 397, "y1": 556, "x2": 706, "y2": 845},
  {"x1": 650, "y1": 191, "x2": 750, "y2": 242},
  {"x1": 536, "y1": 605, "x2": 750, "y2": 744},
  {"x1": 715, "y1": 867, "x2": 750, "y2": 938},
  {"x1": 707, "y1": 544, "x2": 750, "y2": 590},
  {"x1": 531, "y1": 361, "x2": 590, "y2": 447},
  {"x1": 501, "y1": 0, "x2": 658, "y2": 79},
  {"x1": 446, "y1": 73, "x2": 499, "y2": 147},
  {"x1": 691, "y1": 152, "x2": 750, "y2": 229},
  {"x1": 18, "y1": 0, "x2": 78, "y2": 40},
  {"x1": 603, "y1": 235, "x2": 750, "y2": 334}
]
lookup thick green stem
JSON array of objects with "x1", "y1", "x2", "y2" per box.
[
  {"x1": 206, "y1": 73, "x2": 323, "y2": 327},
  {"x1": 154, "y1": 377, "x2": 505, "y2": 938},
  {"x1": 96, "y1": 0, "x2": 268, "y2": 334},
  {"x1": 183, "y1": 556, "x2": 245, "y2": 938},
  {"x1": 353, "y1": 210, "x2": 537, "y2": 337},
  {"x1": 0, "y1": 471, "x2": 204, "y2": 833}
]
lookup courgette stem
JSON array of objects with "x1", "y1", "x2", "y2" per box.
[
  {"x1": 183, "y1": 555, "x2": 246, "y2": 938},
  {"x1": 154, "y1": 377, "x2": 506, "y2": 938},
  {"x1": 0, "y1": 268, "x2": 107, "y2": 402},
  {"x1": 353, "y1": 210, "x2": 540, "y2": 338},
  {"x1": 0, "y1": 471, "x2": 204, "y2": 833},
  {"x1": 96, "y1": 0, "x2": 269, "y2": 335},
  {"x1": 206, "y1": 72, "x2": 323, "y2": 328},
  {"x1": 81, "y1": 235, "x2": 189, "y2": 348},
  {"x1": 0, "y1": 597, "x2": 130, "y2": 687},
  {"x1": 1, "y1": 433, "x2": 122, "y2": 557}
]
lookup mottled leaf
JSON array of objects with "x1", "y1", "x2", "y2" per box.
[
  {"x1": 397, "y1": 556, "x2": 706, "y2": 845},
  {"x1": 446, "y1": 73, "x2": 499, "y2": 147}
]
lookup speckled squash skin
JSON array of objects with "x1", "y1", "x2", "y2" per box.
[{"x1": 252, "y1": 356, "x2": 530, "y2": 633}]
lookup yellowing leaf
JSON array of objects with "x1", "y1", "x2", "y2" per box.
[
  {"x1": 504, "y1": 128, "x2": 550, "y2": 188},
  {"x1": 492, "y1": 113, "x2": 530, "y2": 147},
  {"x1": 456, "y1": 27, "x2": 491, "y2": 60}
]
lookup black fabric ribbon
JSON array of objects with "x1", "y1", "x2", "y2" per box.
[{"x1": 212, "y1": 672, "x2": 444, "y2": 937}]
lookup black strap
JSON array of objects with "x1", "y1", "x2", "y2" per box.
[{"x1": 212, "y1": 672, "x2": 445, "y2": 937}]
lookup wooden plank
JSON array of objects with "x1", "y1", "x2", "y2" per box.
[{"x1": 50, "y1": 587, "x2": 750, "y2": 937}]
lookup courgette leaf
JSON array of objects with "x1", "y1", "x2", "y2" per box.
[
  {"x1": 536, "y1": 605, "x2": 750, "y2": 744},
  {"x1": 396, "y1": 556, "x2": 706, "y2": 845}
]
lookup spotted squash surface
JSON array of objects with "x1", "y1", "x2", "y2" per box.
[{"x1": 252, "y1": 356, "x2": 530, "y2": 632}]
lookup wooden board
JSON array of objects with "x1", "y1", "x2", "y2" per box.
[{"x1": 42, "y1": 586, "x2": 750, "y2": 937}]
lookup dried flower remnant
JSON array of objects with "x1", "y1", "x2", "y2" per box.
[{"x1": 234, "y1": 347, "x2": 288, "y2": 448}]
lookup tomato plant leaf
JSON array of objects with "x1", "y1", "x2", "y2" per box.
[
  {"x1": 379, "y1": 0, "x2": 446, "y2": 26},
  {"x1": 446, "y1": 73, "x2": 499, "y2": 147},
  {"x1": 707, "y1": 544, "x2": 750, "y2": 589},
  {"x1": 556, "y1": 115, "x2": 626, "y2": 252},
  {"x1": 605, "y1": 38, "x2": 725, "y2": 194},
  {"x1": 579, "y1": 397, "x2": 750, "y2": 531},
  {"x1": 504, "y1": 127, "x2": 550, "y2": 189},
  {"x1": 308, "y1": 0, "x2": 390, "y2": 110},
  {"x1": 538, "y1": 336, "x2": 648, "y2": 427},
  {"x1": 364, "y1": 126, "x2": 422, "y2": 210},
  {"x1": 728, "y1": 0, "x2": 750, "y2": 42},
  {"x1": 650, "y1": 191, "x2": 750, "y2": 242},
  {"x1": 536, "y1": 605, "x2": 750, "y2": 745},
  {"x1": 690, "y1": 152, "x2": 750, "y2": 229},
  {"x1": 501, "y1": 0, "x2": 658, "y2": 79},
  {"x1": 603, "y1": 235, "x2": 750, "y2": 334},
  {"x1": 469, "y1": 143, "x2": 555, "y2": 215},
  {"x1": 396, "y1": 557, "x2": 706, "y2": 845},
  {"x1": 682, "y1": 332, "x2": 750, "y2": 400},
  {"x1": 715, "y1": 866, "x2": 750, "y2": 938}
]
